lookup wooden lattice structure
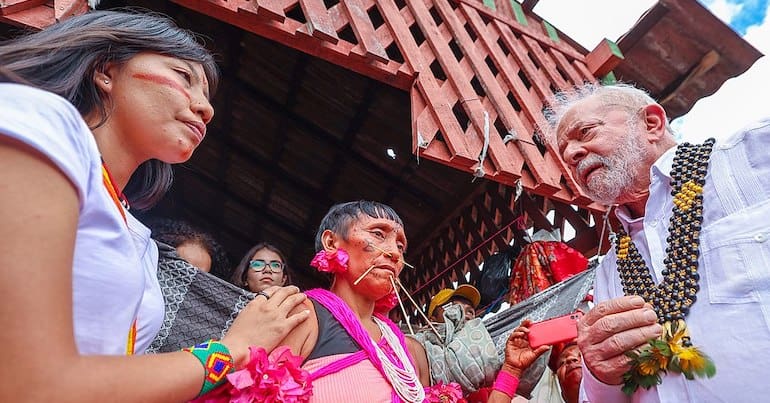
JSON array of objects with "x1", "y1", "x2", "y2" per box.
[
  {"x1": 164, "y1": 0, "x2": 616, "y2": 310},
  {"x1": 0, "y1": 0, "x2": 756, "y2": 316},
  {"x1": 167, "y1": 0, "x2": 611, "y2": 208}
]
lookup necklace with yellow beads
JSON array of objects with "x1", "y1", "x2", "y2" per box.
[{"x1": 613, "y1": 139, "x2": 716, "y2": 395}]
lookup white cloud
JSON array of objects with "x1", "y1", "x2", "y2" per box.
[
  {"x1": 674, "y1": 1, "x2": 769, "y2": 142},
  {"x1": 533, "y1": 1, "x2": 656, "y2": 49},
  {"x1": 701, "y1": 0, "x2": 744, "y2": 24},
  {"x1": 534, "y1": 0, "x2": 768, "y2": 143}
]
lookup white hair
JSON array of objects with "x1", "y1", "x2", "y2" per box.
[{"x1": 541, "y1": 82, "x2": 672, "y2": 144}]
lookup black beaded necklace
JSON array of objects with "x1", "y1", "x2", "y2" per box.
[
  {"x1": 614, "y1": 138, "x2": 715, "y2": 323},
  {"x1": 613, "y1": 139, "x2": 718, "y2": 394}
]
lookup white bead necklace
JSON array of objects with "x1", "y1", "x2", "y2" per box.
[{"x1": 372, "y1": 317, "x2": 425, "y2": 402}]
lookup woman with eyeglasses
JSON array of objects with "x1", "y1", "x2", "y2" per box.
[{"x1": 232, "y1": 242, "x2": 291, "y2": 292}]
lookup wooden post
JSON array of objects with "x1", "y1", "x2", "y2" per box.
[{"x1": 585, "y1": 38, "x2": 624, "y2": 78}]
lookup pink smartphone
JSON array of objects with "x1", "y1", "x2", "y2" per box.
[{"x1": 527, "y1": 311, "x2": 584, "y2": 348}]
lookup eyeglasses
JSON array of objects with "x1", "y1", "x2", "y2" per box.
[{"x1": 249, "y1": 259, "x2": 284, "y2": 273}]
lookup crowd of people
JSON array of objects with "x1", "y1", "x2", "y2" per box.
[{"x1": 1, "y1": 6, "x2": 767, "y2": 403}]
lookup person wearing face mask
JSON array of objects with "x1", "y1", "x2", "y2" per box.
[{"x1": 427, "y1": 284, "x2": 482, "y2": 323}]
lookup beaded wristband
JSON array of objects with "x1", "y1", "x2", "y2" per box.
[
  {"x1": 183, "y1": 339, "x2": 235, "y2": 397},
  {"x1": 493, "y1": 370, "x2": 520, "y2": 398}
]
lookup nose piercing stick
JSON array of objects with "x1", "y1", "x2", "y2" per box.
[{"x1": 368, "y1": 242, "x2": 415, "y2": 269}]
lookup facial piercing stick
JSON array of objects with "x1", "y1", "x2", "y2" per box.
[
  {"x1": 353, "y1": 264, "x2": 377, "y2": 286},
  {"x1": 368, "y1": 242, "x2": 415, "y2": 269},
  {"x1": 389, "y1": 275, "x2": 415, "y2": 335},
  {"x1": 395, "y1": 278, "x2": 444, "y2": 344},
  {"x1": 354, "y1": 244, "x2": 392, "y2": 286}
]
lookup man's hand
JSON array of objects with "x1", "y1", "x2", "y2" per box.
[{"x1": 577, "y1": 296, "x2": 663, "y2": 385}]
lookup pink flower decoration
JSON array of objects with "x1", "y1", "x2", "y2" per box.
[
  {"x1": 374, "y1": 292, "x2": 399, "y2": 314},
  {"x1": 309, "y1": 249, "x2": 349, "y2": 274},
  {"x1": 189, "y1": 346, "x2": 312, "y2": 403},
  {"x1": 424, "y1": 381, "x2": 467, "y2": 403}
]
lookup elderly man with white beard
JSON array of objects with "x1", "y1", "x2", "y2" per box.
[{"x1": 547, "y1": 82, "x2": 770, "y2": 402}]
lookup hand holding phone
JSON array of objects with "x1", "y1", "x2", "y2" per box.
[{"x1": 527, "y1": 311, "x2": 584, "y2": 348}]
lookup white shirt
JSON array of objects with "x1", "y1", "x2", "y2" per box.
[
  {"x1": 0, "y1": 83, "x2": 163, "y2": 355},
  {"x1": 581, "y1": 117, "x2": 770, "y2": 402}
]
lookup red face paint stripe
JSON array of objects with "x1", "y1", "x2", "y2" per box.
[{"x1": 132, "y1": 72, "x2": 191, "y2": 101}]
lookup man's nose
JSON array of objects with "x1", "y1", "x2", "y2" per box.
[{"x1": 563, "y1": 143, "x2": 587, "y2": 166}]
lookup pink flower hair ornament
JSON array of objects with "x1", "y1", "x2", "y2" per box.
[
  {"x1": 424, "y1": 381, "x2": 467, "y2": 403},
  {"x1": 374, "y1": 291, "x2": 399, "y2": 314},
  {"x1": 190, "y1": 346, "x2": 313, "y2": 403},
  {"x1": 310, "y1": 249, "x2": 349, "y2": 274}
]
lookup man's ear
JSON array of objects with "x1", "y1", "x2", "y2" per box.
[
  {"x1": 320, "y1": 229, "x2": 338, "y2": 253},
  {"x1": 641, "y1": 103, "x2": 668, "y2": 141}
]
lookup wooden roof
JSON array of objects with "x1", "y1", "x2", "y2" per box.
[
  {"x1": 0, "y1": 0, "x2": 760, "y2": 310},
  {"x1": 613, "y1": 0, "x2": 763, "y2": 119}
]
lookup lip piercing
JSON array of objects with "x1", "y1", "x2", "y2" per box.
[
  {"x1": 389, "y1": 275, "x2": 414, "y2": 335},
  {"x1": 353, "y1": 264, "x2": 377, "y2": 286}
]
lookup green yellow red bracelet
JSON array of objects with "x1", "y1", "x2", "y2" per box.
[{"x1": 182, "y1": 339, "x2": 235, "y2": 397}]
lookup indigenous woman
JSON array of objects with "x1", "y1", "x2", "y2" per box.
[
  {"x1": 277, "y1": 201, "x2": 425, "y2": 402},
  {"x1": 0, "y1": 11, "x2": 308, "y2": 401}
]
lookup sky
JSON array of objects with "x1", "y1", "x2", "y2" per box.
[{"x1": 533, "y1": 0, "x2": 769, "y2": 142}]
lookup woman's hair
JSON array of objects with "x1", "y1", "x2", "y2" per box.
[
  {"x1": 313, "y1": 200, "x2": 404, "y2": 252},
  {"x1": 0, "y1": 66, "x2": 28, "y2": 85},
  {"x1": 0, "y1": 10, "x2": 219, "y2": 209},
  {"x1": 231, "y1": 242, "x2": 290, "y2": 288},
  {"x1": 148, "y1": 218, "x2": 231, "y2": 279}
]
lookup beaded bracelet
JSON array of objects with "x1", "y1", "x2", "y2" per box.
[
  {"x1": 493, "y1": 370, "x2": 520, "y2": 398},
  {"x1": 182, "y1": 339, "x2": 235, "y2": 397}
]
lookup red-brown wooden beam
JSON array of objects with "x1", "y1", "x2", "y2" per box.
[
  {"x1": 0, "y1": 0, "x2": 47, "y2": 15},
  {"x1": 585, "y1": 38, "x2": 625, "y2": 78},
  {"x1": 0, "y1": 0, "x2": 89, "y2": 29},
  {"x1": 341, "y1": 0, "x2": 389, "y2": 63},
  {"x1": 251, "y1": 0, "x2": 286, "y2": 22},
  {"x1": 172, "y1": 0, "x2": 413, "y2": 89}
]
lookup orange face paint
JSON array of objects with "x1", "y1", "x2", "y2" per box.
[{"x1": 132, "y1": 72, "x2": 191, "y2": 101}]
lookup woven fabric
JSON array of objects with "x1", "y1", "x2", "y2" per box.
[
  {"x1": 412, "y1": 304, "x2": 501, "y2": 393},
  {"x1": 147, "y1": 242, "x2": 254, "y2": 353}
]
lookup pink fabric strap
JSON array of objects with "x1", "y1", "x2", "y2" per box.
[
  {"x1": 305, "y1": 288, "x2": 414, "y2": 403},
  {"x1": 493, "y1": 370, "x2": 520, "y2": 398},
  {"x1": 308, "y1": 350, "x2": 367, "y2": 380}
]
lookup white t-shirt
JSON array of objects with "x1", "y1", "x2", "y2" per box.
[{"x1": 0, "y1": 83, "x2": 163, "y2": 355}]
